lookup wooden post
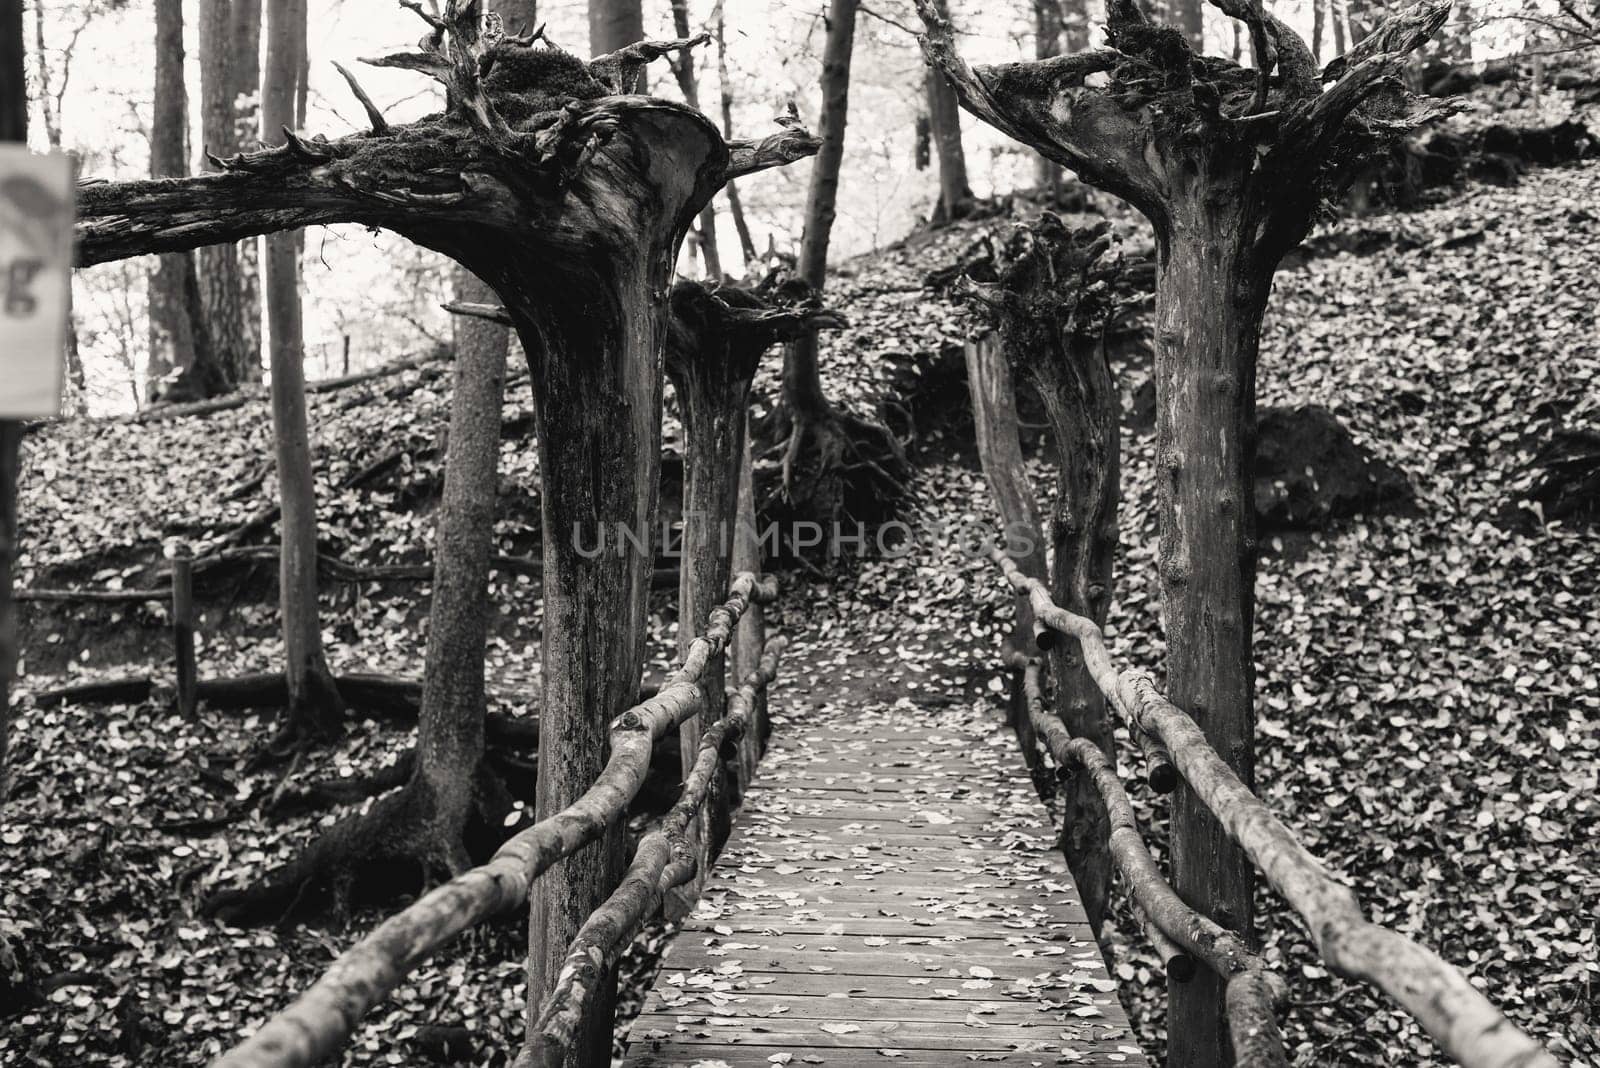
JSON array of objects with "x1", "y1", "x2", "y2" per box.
[
  {"x1": 731, "y1": 434, "x2": 766, "y2": 777},
  {"x1": 172, "y1": 545, "x2": 197, "y2": 718}
]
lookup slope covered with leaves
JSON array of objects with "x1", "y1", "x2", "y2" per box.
[{"x1": 3, "y1": 158, "x2": 1596, "y2": 1067}]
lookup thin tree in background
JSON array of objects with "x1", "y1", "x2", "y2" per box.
[
  {"x1": 670, "y1": 0, "x2": 723, "y2": 279},
  {"x1": 148, "y1": 0, "x2": 225, "y2": 401},
  {"x1": 774, "y1": 0, "x2": 906, "y2": 522},
  {"x1": 713, "y1": 0, "x2": 759, "y2": 269},
  {"x1": 264, "y1": 0, "x2": 343, "y2": 740},
  {"x1": 923, "y1": 0, "x2": 971, "y2": 222},
  {"x1": 199, "y1": 0, "x2": 263, "y2": 388}
]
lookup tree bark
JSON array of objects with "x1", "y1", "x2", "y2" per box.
[
  {"x1": 923, "y1": 0, "x2": 970, "y2": 223},
  {"x1": 263, "y1": 0, "x2": 342, "y2": 738},
  {"x1": 1156, "y1": 221, "x2": 1265, "y2": 1068},
  {"x1": 963, "y1": 336, "x2": 1045, "y2": 649},
  {"x1": 148, "y1": 0, "x2": 222, "y2": 402},
  {"x1": 662, "y1": 281, "x2": 832, "y2": 908},
  {"x1": 783, "y1": 0, "x2": 857, "y2": 410},
  {"x1": 199, "y1": 0, "x2": 263, "y2": 390},
  {"x1": 1027, "y1": 335, "x2": 1117, "y2": 936},
  {"x1": 405, "y1": 268, "x2": 511, "y2": 874},
  {"x1": 958, "y1": 219, "x2": 1120, "y2": 936},
  {"x1": 1312, "y1": 0, "x2": 1326, "y2": 62}
]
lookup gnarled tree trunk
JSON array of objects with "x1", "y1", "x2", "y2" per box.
[
  {"x1": 918, "y1": 2, "x2": 1455, "y2": 1062},
  {"x1": 959, "y1": 217, "x2": 1122, "y2": 936},
  {"x1": 72, "y1": 22, "x2": 818, "y2": 1060},
  {"x1": 664, "y1": 279, "x2": 839, "y2": 905},
  {"x1": 1155, "y1": 210, "x2": 1265, "y2": 1067}
]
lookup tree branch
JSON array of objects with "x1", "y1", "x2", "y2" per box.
[
  {"x1": 913, "y1": 0, "x2": 1164, "y2": 221},
  {"x1": 1323, "y1": 0, "x2": 1452, "y2": 81}
]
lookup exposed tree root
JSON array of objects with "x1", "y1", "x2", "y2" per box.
[
  {"x1": 765, "y1": 401, "x2": 910, "y2": 528},
  {"x1": 266, "y1": 738, "x2": 542, "y2": 821},
  {"x1": 267, "y1": 750, "x2": 418, "y2": 820},
  {"x1": 202, "y1": 760, "x2": 523, "y2": 927}
]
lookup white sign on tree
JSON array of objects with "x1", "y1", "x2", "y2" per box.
[{"x1": 0, "y1": 148, "x2": 74, "y2": 419}]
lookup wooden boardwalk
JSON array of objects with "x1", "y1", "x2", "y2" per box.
[{"x1": 624, "y1": 696, "x2": 1149, "y2": 1067}]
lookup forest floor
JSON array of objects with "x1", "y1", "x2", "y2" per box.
[{"x1": 3, "y1": 153, "x2": 1598, "y2": 1066}]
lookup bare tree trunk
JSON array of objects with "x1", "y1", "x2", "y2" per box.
[
  {"x1": 518, "y1": 252, "x2": 673, "y2": 1068},
  {"x1": 923, "y1": 0, "x2": 970, "y2": 224},
  {"x1": 772, "y1": 0, "x2": 902, "y2": 520},
  {"x1": 234, "y1": 0, "x2": 263, "y2": 383},
  {"x1": 713, "y1": 0, "x2": 758, "y2": 269},
  {"x1": 407, "y1": 270, "x2": 511, "y2": 873},
  {"x1": 665, "y1": 288, "x2": 750, "y2": 909},
  {"x1": 200, "y1": 0, "x2": 262, "y2": 390},
  {"x1": 1028, "y1": 334, "x2": 1117, "y2": 936},
  {"x1": 148, "y1": 0, "x2": 223, "y2": 401},
  {"x1": 1157, "y1": 218, "x2": 1264, "y2": 1068},
  {"x1": 264, "y1": 0, "x2": 342, "y2": 738},
  {"x1": 663, "y1": 281, "x2": 835, "y2": 909},
  {"x1": 963, "y1": 335, "x2": 1047, "y2": 777},
  {"x1": 964, "y1": 336, "x2": 1045, "y2": 651},
  {"x1": 1312, "y1": 0, "x2": 1326, "y2": 63},
  {"x1": 791, "y1": 0, "x2": 857, "y2": 314},
  {"x1": 958, "y1": 221, "x2": 1120, "y2": 937},
  {"x1": 670, "y1": 0, "x2": 723, "y2": 280}
]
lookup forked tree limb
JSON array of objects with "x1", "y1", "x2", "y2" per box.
[
  {"x1": 534, "y1": 635, "x2": 786, "y2": 1055},
  {"x1": 991, "y1": 553, "x2": 1559, "y2": 1068},
  {"x1": 212, "y1": 573, "x2": 772, "y2": 1068}
]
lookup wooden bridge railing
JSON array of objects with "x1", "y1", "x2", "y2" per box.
[
  {"x1": 989, "y1": 548, "x2": 1559, "y2": 1068},
  {"x1": 211, "y1": 571, "x2": 782, "y2": 1068}
]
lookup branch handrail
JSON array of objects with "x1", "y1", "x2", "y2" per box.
[
  {"x1": 989, "y1": 547, "x2": 1558, "y2": 1068},
  {"x1": 535, "y1": 633, "x2": 787, "y2": 1053},
  {"x1": 1012, "y1": 655, "x2": 1287, "y2": 1067},
  {"x1": 212, "y1": 570, "x2": 780, "y2": 1068}
]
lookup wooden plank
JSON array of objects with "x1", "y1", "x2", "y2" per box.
[
  {"x1": 628, "y1": 1049, "x2": 1145, "y2": 1067},
  {"x1": 648, "y1": 971, "x2": 1105, "y2": 1000},
  {"x1": 622, "y1": 705, "x2": 1148, "y2": 1067}
]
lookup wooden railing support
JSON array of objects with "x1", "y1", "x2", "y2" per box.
[{"x1": 172, "y1": 545, "x2": 197, "y2": 719}]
